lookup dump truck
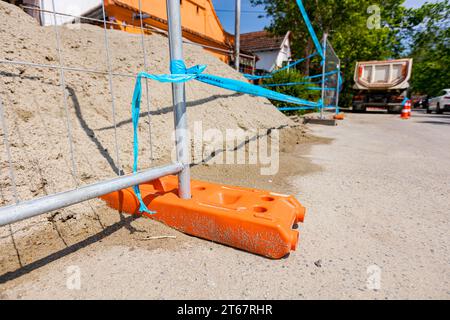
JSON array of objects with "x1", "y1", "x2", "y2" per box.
[{"x1": 352, "y1": 58, "x2": 413, "y2": 113}]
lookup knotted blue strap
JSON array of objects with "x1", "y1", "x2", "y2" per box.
[
  {"x1": 130, "y1": 63, "x2": 207, "y2": 214},
  {"x1": 130, "y1": 60, "x2": 321, "y2": 214}
]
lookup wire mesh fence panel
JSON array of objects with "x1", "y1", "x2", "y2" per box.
[
  {"x1": 0, "y1": 3, "x2": 162, "y2": 208},
  {"x1": 0, "y1": 0, "x2": 200, "y2": 228},
  {"x1": 0, "y1": 0, "x2": 247, "y2": 212},
  {"x1": 323, "y1": 38, "x2": 341, "y2": 110}
]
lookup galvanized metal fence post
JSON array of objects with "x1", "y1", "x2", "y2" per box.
[
  {"x1": 335, "y1": 64, "x2": 341, "y2": 114},
  {"x1": 166, "y1": 0, "x2": 191, "y2": 199},
  {"x1": 320, "y1": 33, "x2": 328, "y2": 120},
  {"x1": 234, "y1": 0, "x2": 241, "y2": 71}
]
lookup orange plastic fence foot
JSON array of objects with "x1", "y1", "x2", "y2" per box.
[
  {"x1": 100, "y1": 176, "x2": 306, "y2": 259},
  {"x1": 333, "y1": 113, "x2": 345, "y2": 120}
]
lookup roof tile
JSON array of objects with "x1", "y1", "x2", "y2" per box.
[{"x1": 240, "y1": 31, "x2": 285, "y2": 52}]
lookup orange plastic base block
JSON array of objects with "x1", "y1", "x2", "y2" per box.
[
  {"x1": 100, "y1": 176, "x2": 306, "y2": 259},
  {"x1": 334, "y1": 113, "x2": 345, "y2": 120}
]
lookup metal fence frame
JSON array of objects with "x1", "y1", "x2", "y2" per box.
[
  {"x1": 321, "y1": 33, "x2": 341, "y2": 119},
  {"x1": 327, "y1": 36, "x2": 341, "y2": 112},
  {"x1": 0, "y1": 0, "x2": 191, "y2": 226}
]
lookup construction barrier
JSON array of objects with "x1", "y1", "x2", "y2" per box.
[{"x1": 0, "y1": 0, "x2": 311, "y2": 259}]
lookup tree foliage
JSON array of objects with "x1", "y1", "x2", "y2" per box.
[
  {"x1": 261, "y1": 69, "x2": 320, "y2": 114},
  {"x1": 401, "y1": 1, "x2": 450, "y2": 96},
  {"x1": 251, "y1": 0, "x2": 449, "y2": 103}
]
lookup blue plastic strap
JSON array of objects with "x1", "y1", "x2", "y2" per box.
[
  {"x1": 244, "y1": 52, "x2": 319, "y2": 81},
  {"x1": 263, "y1": 80, "x2": 322, "y2": 87},
  {"x1": 244, "y1": 74, "x2": 273, "y2": 81},
  {"x1": 275, "y1": 52, "x2": 319, "y2": 73},
  {"x1": 196, "y1": 74, "x2": 319, "y2": 108},
  {"x1": 278, "y1": 106, "x2": 317, "y2": 111},
  {"x1": 296, "y1": 0, "x2": 324, "y2": 59},
  {"x1": 131, "y1": 62, "x2": 207, "y2": 214},
  {"x1": 130, "y1": 61, "x2": 323, "y2": 213},
  {"x1": 306, "y1": 70, "x2": 339, "y2": 79},
  {"x1": 131, "y1": 73, "x2": 158, "y2": 214},
  {"x1": 278, "y1": 105, "x2": 335, "y2": 111},
  {"x1": 245, "y1": 0, "x2": 325, "y2": 80},
  {"x1": 244, "y1": 0, "x2": 326, "y2": 80},
  {"x1": 172, "y1": 60, "x2": 321, "y2": 107},
  {"x1": 131, "y1": 73, "x2": 154, "y2": 214},
  {"x1": 307, "y1": 87, "x2": 337, "y2": 91},
  {"x1": 402, "y1": 97, "x2": 409, "y2": 106}
]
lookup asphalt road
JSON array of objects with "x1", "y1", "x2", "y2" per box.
[{"x1": 1, "y1": 110, "x2": 449, "y2": 299}]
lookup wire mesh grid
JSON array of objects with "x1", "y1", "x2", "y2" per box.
[
  {"x1": 323, "y1": 39, "x2": 340, "y2": 109},
  {"x1": 0, "y1": 1, "x2": 166, "y2": 207},
  {"x1": 323, "y1": 38, "x2": 341, "y2": 110}
]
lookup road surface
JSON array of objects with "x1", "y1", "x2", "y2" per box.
[{"x1": 1, "y1": 110, "x2": 449, "y2": 299}]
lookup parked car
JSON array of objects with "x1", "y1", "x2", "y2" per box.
[
  {"x1": 412, "y1": 95, "x2": 428, "y2": 109},
  {"x1": 427, "y1": 89, "x2": 450, "y2": 114}
]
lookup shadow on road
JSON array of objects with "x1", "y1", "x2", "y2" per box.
[
  {"x1": 0, "y1": 215, "x2": 141, "y2": 285},
  {"x1": 418, "y1": 121, "x2": 450, "y2": 126}
]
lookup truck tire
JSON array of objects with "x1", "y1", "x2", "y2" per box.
[
  {"x1": 388, "y1": 106, "x2": 402, "y2": 114},
  {"x1": 353, "y1": 105, "x2": 366, "y2": 113}
]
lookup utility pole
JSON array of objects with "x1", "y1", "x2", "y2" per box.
[
  {"x1": 320, "y1": 33, "x2": 328, "y2": 120},
  {"x1": 234, "y1": 0, "x2": 241, "y2": 71}
]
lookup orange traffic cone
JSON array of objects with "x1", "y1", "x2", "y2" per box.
[
  {"x1": 401, "y1": 103, "x2": 409, "y2": 120},
  {"x1": 405, "y1": 100, "x2": 412, "y2": 118}
]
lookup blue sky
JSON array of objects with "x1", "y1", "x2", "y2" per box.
[
  {"x1": 404, "y1": 0, "x2": 438, "y2": 8},
  {"x1": 212, "y1": 0, "x2": 440, "y2": 34},
  {"x1": 212, "y1": 0, "x2": 270, "y2": 33}
]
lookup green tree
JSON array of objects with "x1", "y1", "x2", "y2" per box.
[{"x1": 401, "y1": 1, "x2": 450, "y2": 96}]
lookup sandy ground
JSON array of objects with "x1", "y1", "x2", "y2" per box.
[{"x1": 1, "y1": 110, "x2": 449, "y2": 299}]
